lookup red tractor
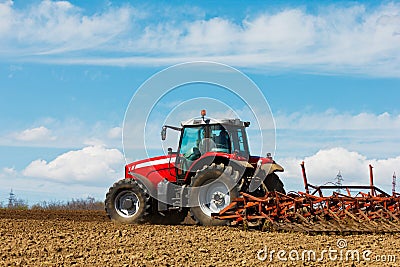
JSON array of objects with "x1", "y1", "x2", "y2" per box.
[{"x1": 105, "y1": 110, "x2": 285, "y2": 226}]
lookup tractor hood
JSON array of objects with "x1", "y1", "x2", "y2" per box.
[
  {"x1": 126, "y1": 155, "x2": 176, "y2": 174},
  {"x1": 124, "y1": 154, "x2": 178, "y2": 186}
]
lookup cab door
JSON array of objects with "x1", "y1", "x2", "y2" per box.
[{"x1": 175, "y1": 126, "x2": 205, "y2": 183}]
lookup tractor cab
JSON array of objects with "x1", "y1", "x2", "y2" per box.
[{"x1": 162, "y1": 110, "x2": 251, "y2": 182}]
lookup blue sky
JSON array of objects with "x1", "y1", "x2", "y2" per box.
[{"x1": 1, "y1": 0, "x2": 400, "y2": 204}]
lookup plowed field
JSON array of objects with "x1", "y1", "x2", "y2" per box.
[{"x1": 0, "y1": 209, "x2": 398, "y2": 266}]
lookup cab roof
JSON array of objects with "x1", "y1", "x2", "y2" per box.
[{"x1": 181, "y1": 117, "x2": 250, "y2": 127}]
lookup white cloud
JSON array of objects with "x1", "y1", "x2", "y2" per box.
[
  {"x1": 1, "y1": 2, "x2": 400, "y2": 76},
  {"x1": 107, "y1": 127, "x2": 122, "y2": 139},
  {"x1": 83, "y1": 138, "x2": 106, "y2": 147},
  {"x1": 22, "y1": 145, "x2": 124, "y2": 185},
  {"x1": 1, "y1": 119, "x2": 124, "y2": 149},
  {"x1": 114, "y1": 3, "x2": 400, "y2": 71},
  {"x1": 280, "y1": 147, "x2": 399, "y2": 194},
  {"x1": 13, "y1": 126, "x2": 56, "y2": 142},
  {"x1": 0, "y1": 167, "x2": 17, "y2": 178},
  {"x1": 0, "y1": 0, "x2": 13, "y2": 35},
  {"x1": 0, "y1": 145, "x2": 124, "y2": 203},
  {"x1": 0, "y1": 0, "x2": 134, "y2": 55}
]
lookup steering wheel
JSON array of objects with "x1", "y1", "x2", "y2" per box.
[{"x1": 184, "y1": 147, "x2": 201, "y2": 161}]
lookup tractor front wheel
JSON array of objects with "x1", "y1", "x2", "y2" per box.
[{"x1": 105, "y1": 179, "x2": 150, "y2": 224}]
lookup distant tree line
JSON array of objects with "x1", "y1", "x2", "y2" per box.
[
  {"x1": 1, "y1": 190, "x2": 103, "y2": 210},
  {"x1": 31, "y1": 197, "x2": 104, "y2": 210}
]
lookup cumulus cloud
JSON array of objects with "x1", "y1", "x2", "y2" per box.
[
  {"x1": 1, "y1": 1, "x2": 400, "y2": 76},
  {"x1": 13, "y1": 126, "x2": 56, "y2": 142},
  {"x1": 280, "y1": 147, "x2": 399, "y2": 194},
  {"x1": 22, "y1": 145, "x2": 124, "y2": 185}
]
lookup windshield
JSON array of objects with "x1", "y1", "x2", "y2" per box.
[
  {"x1": 180, "y1": 126, "x2": 204, "y2": 161},
  {"x1": 179, "y1": 124, "x2": 249, "y2": 160}
]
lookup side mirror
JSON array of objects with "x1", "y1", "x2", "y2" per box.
[{"x1": 161, "y1": 126, "x2": 167, "y2": 140}]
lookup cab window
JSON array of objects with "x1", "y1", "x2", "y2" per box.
[
  {"x1": 210, "y1": 124, "x2": 231, "y2": 153},
  {"x1": 179, "y1": 126, "x2": 204, "y2": 161},
  {"x1": 230, "y1": 127, "x2": 248, "y2": 158}
]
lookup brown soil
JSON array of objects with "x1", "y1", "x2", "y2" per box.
[
  {"x1": 0, "y1": 209, "x2": 109, "y2": 222},
  {"x1": 0, "y1": 209, "x2": 399, "y2": 266}
]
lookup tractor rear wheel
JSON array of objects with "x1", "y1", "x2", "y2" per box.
[
  {"x1": 105, "y1": 179, "x2": 150, "y2": 224},
  {"x1": 264, "y1": 173, "x2": 286, "y2": 194},
  {"x1": 190, "y1": 163, "x2": 239, "y2": 226}
]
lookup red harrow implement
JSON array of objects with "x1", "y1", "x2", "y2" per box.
[{"x1": 214, "y1": 162, "x2": 400, "y2": 234}]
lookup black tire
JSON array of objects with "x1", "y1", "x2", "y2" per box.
[
  {"x1": 190, "y1": 163, "x2": 239, "y2": 226},
  {"x1": 148, "y1": 210, "x2": 188, "y2": 225},
  {"x1": 105, "y1": 179, "x2": 150, "y2": 224},
  {"x1": 264, "y1": 173, "x2": 286, "y2": 194}
]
